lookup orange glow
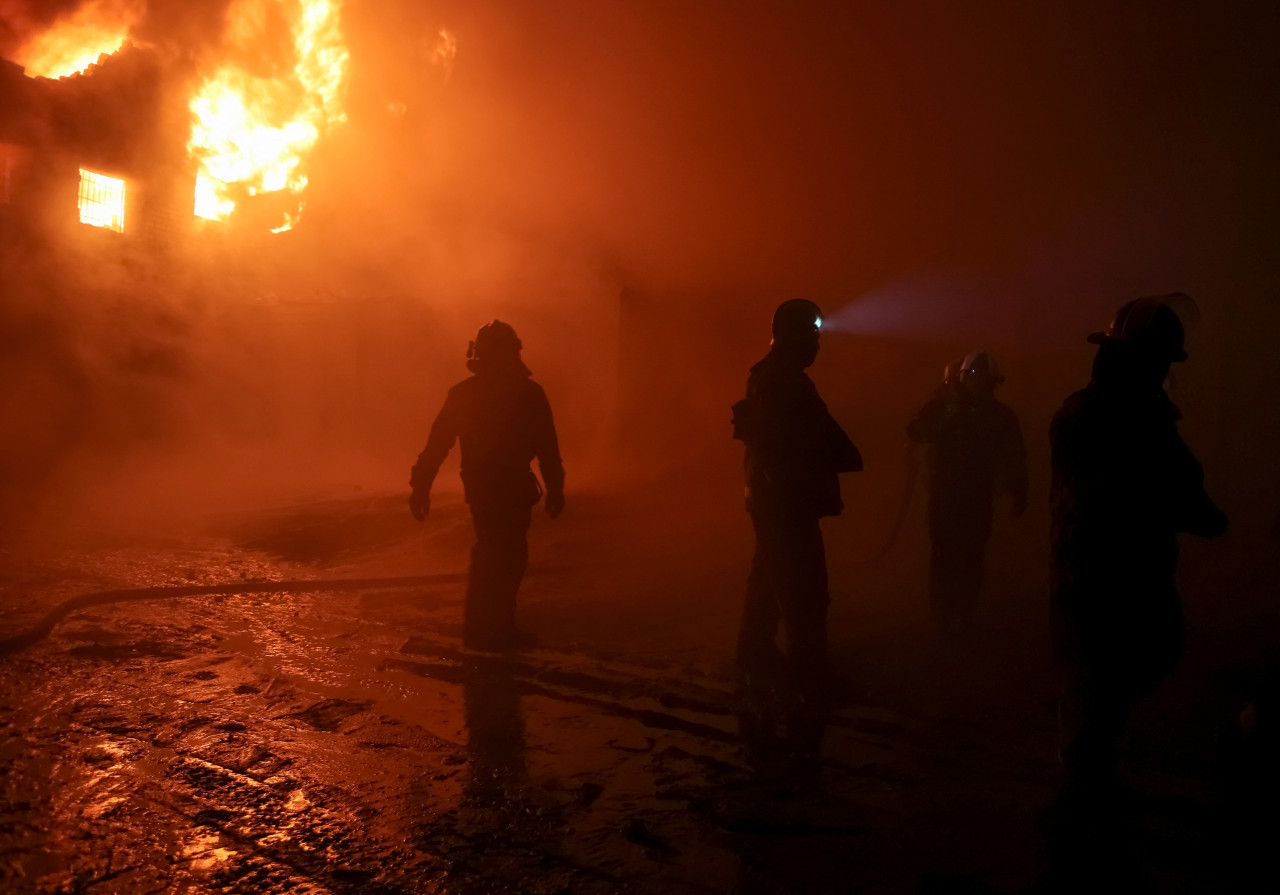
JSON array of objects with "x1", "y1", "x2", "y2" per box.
[
  {"x1": 433, "y1": 29, "x2": 458, "y2": 84},
  {"x1": 13, "y1": 0, "x2": 141, "y2": 79},
  {"x1": 78, "y1": 168, "x2": 126, "y2": 232},
  {"x1": 188, "y1": 0, "x2": 351, "y2": 233}
]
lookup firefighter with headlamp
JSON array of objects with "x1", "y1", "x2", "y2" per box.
[
  {"x1": 732, "y1": 299, "x2": 862, "y2": 748},
  {"x1": 410, "y1": 320, "x2": 564, "y2": 651},
  {"x1": 907, "y1": 349, "x2": 1028, "y2": 639},
  {"x1": 1050, "y1": 294, "x2": 1226, "y2": 806}
]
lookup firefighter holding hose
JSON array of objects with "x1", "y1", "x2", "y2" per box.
[{"x1": 907, "y1": 350, "x2": 1028, "y2": 639}]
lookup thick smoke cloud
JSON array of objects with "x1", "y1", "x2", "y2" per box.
[
  {"x1": 1, "y1": 0, "x2": 1279, "y2": 559},
  {"x1": 0, "y1": 1, "x2": 84, "y2": 58}
]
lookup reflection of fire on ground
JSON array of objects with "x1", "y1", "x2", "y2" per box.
[
  {"x1": 6, "y1": 485, "x2": 1267, "y2": 891},
  {"x1": 0, "y1": 491, "x2": 1062, "y2": 893}
]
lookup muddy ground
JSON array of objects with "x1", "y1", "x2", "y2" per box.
[{"x1": 1, "y1": 488, "x2": 1275, "y2": 894}]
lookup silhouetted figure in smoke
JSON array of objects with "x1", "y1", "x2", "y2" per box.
[
  {"x1": 731, "y1": 300, "x2": 862, "y2": 774},
  {"x1": 410, "y1": 321, "x2": 564, "y2": 651},
  {"x1": 907, "y1": 351, "x2": 1027, "y2": 639},
  {"x1": 1043, "y1": 296, "x2": 1226, "y2": 885}
]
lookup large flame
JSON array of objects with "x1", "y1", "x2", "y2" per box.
[
  {"x1": 188, "y1": 0, "x2": 350, "y2": 232},
  {"x1": 13, "y1": 0, "x2": 142, "y2": 79}
]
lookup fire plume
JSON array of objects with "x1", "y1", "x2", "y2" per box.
[
  {"x1": 188, "y1": 0, "x2": 350, "y2": 232},
  {"x1": 13, "y1": 0, "x2": 141, "y2": 80}
]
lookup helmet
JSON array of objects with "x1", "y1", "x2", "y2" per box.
[
  {"x1": 1088, "y1": 296, "x2": 1189, "y2": 362},
  {"x1": 958, "y1": 350, "x2": 1004, "y2": 388},
  {"x1": 771, "y1": 299, "x2": 823, "y2": 346},
  {"x1": 468, "y1": 319, "x2": 522, "y2": 362},
  {"x1": 942, "y1": 357, "x2": 964, "y2": 385}
]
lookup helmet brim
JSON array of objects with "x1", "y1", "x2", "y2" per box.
[{"x1": 1087, "y1": 331, "x2": 1187, "y2": 361}]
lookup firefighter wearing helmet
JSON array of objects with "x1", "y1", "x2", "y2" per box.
[
  {"x1": 1049, "y1": 295, "x2": 1226, "y2": 814},
  {"x1": 731, "y1": 299, "x2": 862, "y2": 765},
  {"x1": 409, "y1": 320, "x2": 564, "y2": 651},
  {"x1": 907, "y1": 350, "x2": 1028, "y2": 638}
]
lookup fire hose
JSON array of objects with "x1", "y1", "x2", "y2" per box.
[
  {"x1": 0, "y1": 573, "x2": 466, "y2": 657},
  {"x1": 851, "y1": 444, "x2": 922, "y2": 566}
]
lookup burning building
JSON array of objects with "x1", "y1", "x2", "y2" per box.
[
  {"x1": 0, "y1": 0, "x2": 352, "y2": 252},
  {"x1": 0, "y1": 0, "x2": 622, "y2": 526},
  {"x1": 0, "y1": 1, "x2": 368, "y2": 523},
  {"x1": 0, "y1": 46, "x2": 191, "y2": 254}
]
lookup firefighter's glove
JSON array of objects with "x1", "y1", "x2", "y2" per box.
[
  {"x1": 409, "y1": 489, "x2": 430, "y2": 521},
  {"x1": 545, "y1": 490, "x2": 565, "y2": 519}
]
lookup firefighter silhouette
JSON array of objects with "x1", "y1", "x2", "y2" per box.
[
  {"x1": 732, "y1": 299, "x2": 862, "y2": 760},
  {"x1": 410, "y1": 321, "x2": 564, "y2": 651},
  {"x1": 907, "y1": 351, "x2": 1027, "y2": 637},
  {"x1": 1050, "y1": 295, "x2": 1227, "y2": 796}
]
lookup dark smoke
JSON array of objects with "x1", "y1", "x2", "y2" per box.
[
  {"x1": 0, "y1": 1, "x2": 84, "y2": 59},
  {"x1": 0, "y1": 0, "x2": 1277, "y2": 554}
]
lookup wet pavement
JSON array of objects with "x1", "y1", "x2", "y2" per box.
[{"x1": 0, "y1": 490, "x2": 1163, "y2": 893}]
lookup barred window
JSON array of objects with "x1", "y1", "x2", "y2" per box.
[{"x1": 78, "y1": 168, "x2": 125, "y2": 232}]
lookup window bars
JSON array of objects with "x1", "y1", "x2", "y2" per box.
[{"x1": 78, "y1": 168, "x2": 126, "y2": 232}]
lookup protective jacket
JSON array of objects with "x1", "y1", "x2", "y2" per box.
[
  {"x1": 1050, "y1": 349, "x2": 1224, "y2": 665},
  {"x1": 412, "y1": 371, "x2": 564, "y2": 507},
  {"x1": 733, "y1": 349, "x2": 861, "y2": 518},
  {"x1": 908, "y1": 389, "x2": 1027, "y2": 518}
]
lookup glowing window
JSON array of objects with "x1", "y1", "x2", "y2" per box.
[{"x1": 77, "y1": 168, "x2": 125, "y2": 232}]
